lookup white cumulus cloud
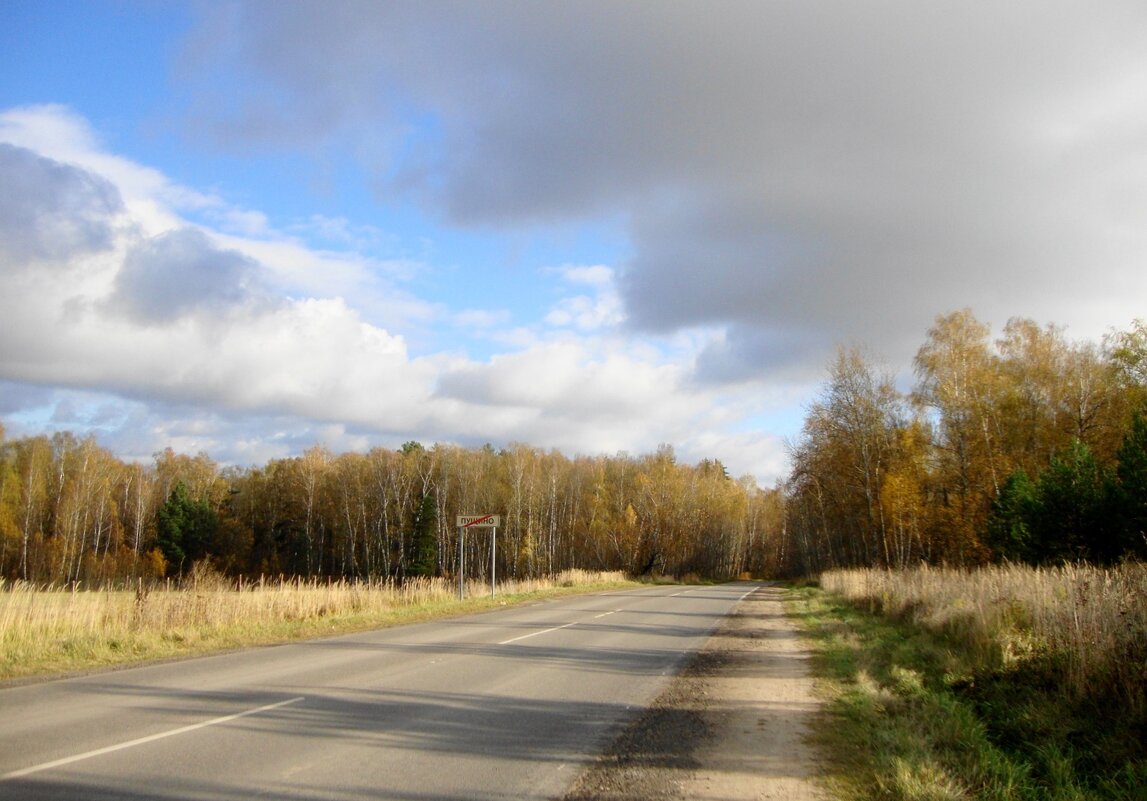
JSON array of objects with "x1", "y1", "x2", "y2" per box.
[{"x1": 0, "y1": 104, "x2": 791, "y2": 483}]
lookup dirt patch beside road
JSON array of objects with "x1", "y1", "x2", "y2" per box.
[{"x1": 564, "y1": 584, "x2": 824, "y2": 801}]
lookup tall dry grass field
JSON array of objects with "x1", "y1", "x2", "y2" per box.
[
  {"x1": 820, "y1": 563, "x2": 1147, "y2": 713},
  {"x1": 0, "y1": 568, "x2": 629, "y2": 679}
]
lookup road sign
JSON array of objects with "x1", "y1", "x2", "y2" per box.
[
  {"x1": 457, "y1": 514, "x2": 501, "y2": 601},
  {"x1": 457, "y1": 514, "x2": 500, "y2": 528}
]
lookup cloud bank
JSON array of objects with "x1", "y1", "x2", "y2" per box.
[
  {"x1": 0, "y1": 105, "x2": 786, "y2": 480},
  {"x1": 183, "y1": 1, "x2": 1147, "y2": 376},
  {"x1": 7, "y1": 2, "x2": 1147, "y2": 485}
]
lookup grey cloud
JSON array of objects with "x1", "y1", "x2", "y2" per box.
[
  {"x1": 0, "y1": 143, "x2": 123, "y2": 267},
  {"x1": 692, "y1": 325, "x2": 834, "y2": 386},
  {"x1": 0, "y1": 381, "x2": 345, "y2": 467},
  {"x1": 434, "y1": 368, "x2": 498, "y2": 407},
  {"x1": 110, "y1": 228, "x2": 263, "y2": 324},
  {"x1": 0, "y1": 380, "x2": 54, "y2": 417},
  {"x1": 183, "y1": 1, "x2": 1147, "y2": 377}
]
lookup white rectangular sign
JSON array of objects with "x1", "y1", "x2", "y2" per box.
[{"x1": 457, "y1": 514, "x2": 500, "y2": 528}]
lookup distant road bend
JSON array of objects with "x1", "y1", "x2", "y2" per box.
[{"x1": 0, "y1": 582, "x2": 759, "y2": 801}]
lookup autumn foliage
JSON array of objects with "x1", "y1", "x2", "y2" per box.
[
  {"x1": 784, "y1": 311, "x2": 1147, "y2": 573},
  {"x1": 0, "y1": 435, "x2": 778, "y2": 584},
  {"x1": 1, "y1": 310, "x2": 1144, "y2": 584}
]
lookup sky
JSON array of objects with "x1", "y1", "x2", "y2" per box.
[{"x1": 2, "y1": 1, "x2": 1146, "y2": 485}]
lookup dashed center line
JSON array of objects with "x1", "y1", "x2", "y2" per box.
[
  {"x1": 498, "y1": 609, "x2": 620, "y2": 645},
  {"x1": 498, "y1": 621, "x2": 579, "y2": 645}
]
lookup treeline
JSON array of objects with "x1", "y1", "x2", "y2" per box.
[
  {"x1": 782, "y1": 311, "x2": 1147, "y2": 573},
  {"x1": 0, "y1": 433, "x2": 781, "y2": 584},
  {"x1": 3, "y1": 310, "x2": 1143, "y2": 585}
]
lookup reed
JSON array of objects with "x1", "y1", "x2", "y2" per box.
[
  {"x1": 819, "y1": 563, "x2": 1147, "y2": 711},
  {"x1": 0, "y1": 568, "x2": 631, "y2": 680},
  {"x1": 796, "y1": 564, "x2": 1147, "y2": 799}
]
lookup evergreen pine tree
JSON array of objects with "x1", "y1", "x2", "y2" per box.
[
  {"x1": 1030, "y1": 440, "x2": 1115, "y2": 563},
  {"x1": 1114, "y1": 408, "x2": 1147, "y2": 559},
  {"x1": 156, "y1": 481, "x2": 219, "y2": 576},
  {"x1": 408, "y1": 491, "x2": 438, "y2": 577},
  {"x1": 987, "y1": 468, "x2": 1038, "y2": 562}
]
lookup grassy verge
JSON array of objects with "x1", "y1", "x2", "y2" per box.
[
  {"x1": 0, "y1": 569, "x2": 637, "y2": 681},
  {"x1": 788, "y1": 570, "x2": 1146, "y2": 801}
]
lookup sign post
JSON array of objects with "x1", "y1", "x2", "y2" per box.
[{"x1": 456, "y1": 515, "x2": 500, "y2": 600}]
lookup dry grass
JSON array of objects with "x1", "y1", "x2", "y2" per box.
[
  {"x1": 820, "y1": 562, "x2": 1147, "y2": 713},
  {"x1": 797, "y1": 564, "x2": 1147, "y2": 799},
  {"x1": 0, "y1": 568, "x2": 632, "y2": 680}
]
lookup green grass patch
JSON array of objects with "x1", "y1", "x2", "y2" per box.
[{"x1": 787, "y1": 585, "x2": 1146, "y2": 801}]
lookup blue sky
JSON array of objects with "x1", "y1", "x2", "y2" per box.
[{"x1": 4, "y1": 1, "x2": 1147, "y2": 484}]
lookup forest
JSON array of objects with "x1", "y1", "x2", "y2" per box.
[
  {"x1": 1, "y1": 310, "x2": 1144, "y2": 586},
  {"x1": 786, "y1": 311, "x2": 1147, "y2": 573},
  {"x1": 0, "y1": 434, "x2": 777, "y2": 585}
]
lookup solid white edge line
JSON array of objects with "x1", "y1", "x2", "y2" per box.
[{"x1": 2, "y1": 696, "x2": 305, "y2": 781}]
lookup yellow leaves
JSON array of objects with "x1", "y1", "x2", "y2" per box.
[
  {"x1": 145, "y1": 547, "x2": 167, "y2": 579},
  {"x1": 624, "y1": 503, "x2": 638, "y2": 530},
  {"x1": 880, "y1": 469, "x2": 922, "y2": 528}
]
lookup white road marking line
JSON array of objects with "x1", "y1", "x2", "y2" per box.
[
  {"x1": 499, "y1": 608, "x2": 620, "y2": 644},
  {"x1": 498, "y1": 585, "x2": 751, "y2": 645},
  {"x1": 498, "y1": 621, "x2": 579, "y2": 645},
  {"x1": 2, "y1": 696, "x2": 305, "y2": 781}
]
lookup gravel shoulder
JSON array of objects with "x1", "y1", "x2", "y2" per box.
[{"x1": 564, "y1": 583, "x2": 824, "y2": 801}]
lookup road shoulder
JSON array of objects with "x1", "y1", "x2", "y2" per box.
[{"x1": 564, "y1": 584, "x2": 825, "y2": 801}]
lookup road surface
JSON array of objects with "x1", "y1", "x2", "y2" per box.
[{"x1": 0, "y1": 582, "x2": 758, "y2": 801}]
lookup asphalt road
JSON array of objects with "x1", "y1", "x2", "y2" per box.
[{"x1": 0, "y1": 582, "x2": 758, "y2": 801}]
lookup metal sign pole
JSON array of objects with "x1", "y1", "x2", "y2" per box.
[
  {"x1": 456, "y1": 515, "x2": 500, "y2": 602},
  {"x1": 458, "y1": 526, "x2": 464, "y2": 600}
]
